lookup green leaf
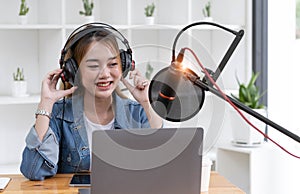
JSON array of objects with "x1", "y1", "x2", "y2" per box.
[
  {"x1": 239, "y1": 84, "x2": 247, "y2": 103},
  {"x1": 235, "y1": 71, "x2": 266, "y2": 109}
]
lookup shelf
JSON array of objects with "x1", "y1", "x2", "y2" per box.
[
  {"x1": 0, "y1": 24, "x2": 63, "y2": 30},
  {"x1": 126, "y1": 24, "x2": 242, "y2": 30},
  {"x1": 122, "y1": 24, "x2": 186, "y2": 30},
  {"x1": 64, "y1": 24, "x2": 135, "y2": 30},
  {"x1": 0, "y1": 95, "x2": 40, "y2": 105},
  {"x1": 64, "y1": 24, "x2": 242, "y2": 31}
]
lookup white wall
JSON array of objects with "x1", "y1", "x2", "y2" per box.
[{"x1": 268, "y1": 1, "x2": 300, "y2": 194}]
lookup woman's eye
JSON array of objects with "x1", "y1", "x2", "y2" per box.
[
  {"x1": 87, "y1": 65, "x2": 99, "y2": 69},
  {"x1": 109, "y1": 63, "x2": 118, "y2": 67}
]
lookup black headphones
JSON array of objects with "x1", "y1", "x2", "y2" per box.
[{"x1": 59, "y1": 22, "x2": 135, "y2": 86}]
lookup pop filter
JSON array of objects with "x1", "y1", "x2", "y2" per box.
[{"x1": 148, "y1": 64, "x2": 205, "y2": 122}]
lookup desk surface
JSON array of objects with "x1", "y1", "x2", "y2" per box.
[{"x1": 0, "y1": 172, "x2": 245, "y2": 194}]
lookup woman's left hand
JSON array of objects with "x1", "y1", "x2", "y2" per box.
[
  {"x1": 121, "y1": 69, "x2": 149, "y2": 105},
  {"x1": 122, "y1": 69, "x2": 163, "y2": 129}
]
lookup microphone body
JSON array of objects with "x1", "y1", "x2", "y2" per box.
[
  {"x1": 157, "y1": 49, "x2": 186, "y2": 105},
  {"x1": 156, "y1": 64, "x2": 181, "y2": 116},
  {"x1": 148, "y1": 54, "x2": 205, "y2": 122}
]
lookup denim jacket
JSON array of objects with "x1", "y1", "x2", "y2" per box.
[{"x1": 20, "y1": 93, "x2": 150, "y2": 180}]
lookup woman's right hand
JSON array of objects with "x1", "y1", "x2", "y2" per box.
[
  {"x1": 34, "y1": 69, "x2": 77, "y2": 141},
  {"x1": 40, "y1": 69, "x2": 77, "y2": 107}
]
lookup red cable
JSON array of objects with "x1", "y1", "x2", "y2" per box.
[{"x1": 182, "y1": 47, "x2": 300, "y2": 159}]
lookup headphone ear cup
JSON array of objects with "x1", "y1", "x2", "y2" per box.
[
  {"x1": 120, "y1": 49, "x2": 134, "y2": 78},
  {"x1": 62, "y1": 58, "x2": 78, "y2": 86}
]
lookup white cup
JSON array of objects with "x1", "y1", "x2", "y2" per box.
[{"x1": 201, "y1": 157, "x2": 212, "y2": 192}]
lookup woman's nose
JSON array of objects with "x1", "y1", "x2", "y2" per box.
[{"x1": 98, "y1": 66, "x2": 110, "y2": 78}]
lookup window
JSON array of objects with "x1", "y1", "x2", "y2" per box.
[{"x1": 253, "y1": 0, "x2": 268, "y2": 107}]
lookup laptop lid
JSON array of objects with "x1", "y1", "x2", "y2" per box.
[{"x1": 91, "y1": 127, "x2": 203, "y2": 194}]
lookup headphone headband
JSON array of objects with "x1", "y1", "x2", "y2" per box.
[{"x1": 62, "y1": 22, "x2": 131, "y2": 55}]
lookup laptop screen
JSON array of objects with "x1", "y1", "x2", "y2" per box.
[{"x1": 90, "y1": 127, "x2": 203, "y2": 194}]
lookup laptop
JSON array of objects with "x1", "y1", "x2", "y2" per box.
[{"x1": 79, "y1": 127, "x2": 203, "y2": 194}]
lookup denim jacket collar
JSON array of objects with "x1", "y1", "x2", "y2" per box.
[{"x1": 56, "y1": 92, "x2": 132, "y2": 130}]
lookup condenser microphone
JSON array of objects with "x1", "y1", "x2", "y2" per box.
[
  {"x1": 148, "y1": 51, "x2": 205, "y2": 122},
  {"x1": 148, "y1": 21, "x2": 300, "y2": 159}
]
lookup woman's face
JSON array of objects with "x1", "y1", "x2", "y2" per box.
[{"x1": 79, "y1": 41, "x2": 122, "y2": 99}]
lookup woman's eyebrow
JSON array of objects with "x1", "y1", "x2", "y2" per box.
[
  {"x1": 108, "y1": 56, "x2": 117, "y2": 61},
  {"x1": 85, "y1": 56, "x2": 117, "y2": 63},
  {"x1": 86, "y1": 58, "x2": 99, "y2": 62}
]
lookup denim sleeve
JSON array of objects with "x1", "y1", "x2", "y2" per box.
[
  {"x1": 20, "y1": 126, "x2": 59, "y2": 180},
  {"x1": 139, "y1": 105, "x2": 164, "y2": 128}
]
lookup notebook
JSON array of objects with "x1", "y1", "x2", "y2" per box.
[{"x1": 80, "y1": 127, "x2": 203, "y2": 194}]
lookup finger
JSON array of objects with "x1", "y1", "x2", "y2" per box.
[
  {"x1": 142, "y1": 80, "x2": 149, "y2": 86},
  {"x1": 49, "y1": 70, "x2": 63, "y2": 87},
  {"x1": 53, "y1": 73, "x2": 61, "y2": 82},
  {"x1": 129, "y1": 69, "x2": 142, "y2": 79},
  {"x1": 136, "y1": 80, "x2": 149, "y2": 90},
  {"x1": 60, "y1": 86, "x2": 77, "y2": 97},
  {"x1": 127, "y1": 71, "x2": 138, "y2": 86},
  {"x1": 132, "y1": 72, "x2": 143, "y2": 84},
  {"x1": 135, "y1": 69, "x2": 142, "y2": 76},
  {"x1": 129, "y1": 70, "x2": 137, "y2": 79},
  {"x1": 133, "y1": 77, "x2": 148, "y2": 90},
  {"x1": 53, "y1": 69, "x2": 63, "y2": 80},
  {"x1": 49, "y1": 69, "x2": 62, "y2": 76},
  {"x1": 132, "y1": 73, "x2": 148, "y2": 87},
  {"x1": 46, "y1": 69, "x2": 62, "y2": 81},
  {"x1": 121, "y1": 77, "x2": 135, "y2": 93}
]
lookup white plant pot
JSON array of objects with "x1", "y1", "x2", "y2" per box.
[
  {"x1": 18, "y1": 15, "x2": 28, "y2": 25},
  {"x1": 145, "y1": 16, "x2": 155, "y2": 25},
  {"x1": 203, "y1": 17, "x2": 213, "y2": 22},
  {"x1": 84, "y1": 15, "x2": 95, "y2": 23},
  {"x1": 12, "y1": 81, "x2": 28, "y2": 97},
  {"x1": 230, "y1": 107, "x2": 267, "y2": 147}
]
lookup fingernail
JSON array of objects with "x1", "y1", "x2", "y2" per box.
[{"x1": 142, "y1": 81, "x2": 148, "y2": 86}]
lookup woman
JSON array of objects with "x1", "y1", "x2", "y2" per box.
[{"x1": 20, "y1": 24, "x2": 162, "y2": 180}]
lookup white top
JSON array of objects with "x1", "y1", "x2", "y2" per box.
[{"x1": 83, "y1": 113, "x2": 115, "y2": 152}]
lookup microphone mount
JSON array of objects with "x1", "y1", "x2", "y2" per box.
[
  {"x1": 172, "y1": 22, "x2": 244, "y2": 85},
  {"x1": 185, "y1": 71, "x2": 300, "y2": 144}
]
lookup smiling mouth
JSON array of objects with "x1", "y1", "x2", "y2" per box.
[{"x1": 96, "y1": 81, "x2": 113, "y2": 89}]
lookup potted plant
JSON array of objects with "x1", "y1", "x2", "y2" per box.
[
  {"x1": 144, "y1": 2, "x2": 155, "y2": 25},
  {"x1": 12, "y1": 67, "x2": 28, "y2": 97},
  {"x1": 230, "y1": 72, "x2": 267, "y2": 146},
  {"x1": 145, "y1": 61, "x2": 154, "y2": 80},
  {"x1": 79, "y1": 0, "x2": 94, "y2": 23},
  {"x1": 18, "y1": 0, "x2": 29, "y2": 25},
  {"x1": 202, "y1": 1, "x2": 213, "y2": 21}
]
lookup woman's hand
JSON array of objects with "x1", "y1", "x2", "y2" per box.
[
  {"x1": 35, "y1": 69, "x2": 77, "y2": 141},
  {"x1": 121, "y1": 69, "x2": 149, "y2": 105},
  {"x1": 122, "y1": 69, "x2": 163, "y2": 129},
  {"x1": 40, "y1": 69, "x2": 77, "y2": 107}
]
